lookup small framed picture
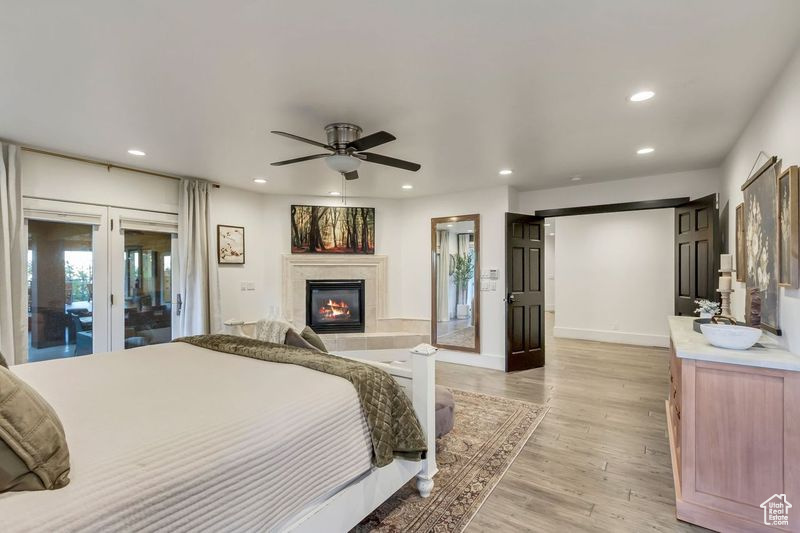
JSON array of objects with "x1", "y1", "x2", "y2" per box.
[
  {"x1": 777, "y1": 166, "x2": 799, "y2": 288},
  {"x1": 217, "y1": 225, "x2": 245, "y2": 264},
  {"x1": 735, "y1": 203, "x2": 745, "y2": 282}
]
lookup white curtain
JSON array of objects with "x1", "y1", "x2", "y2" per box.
[
  {"x1": 457, "y1": 233, "x2": 470, "y2": 256},
  {"x1": 0, "y1": 144, "x2": 26, "y2": 365},
  {"x1": 177, "y1": 179, "x2": 221, "y2": 336},
  {"x1": 436, "y1": 229, "x2": 450, "y2": 322}
]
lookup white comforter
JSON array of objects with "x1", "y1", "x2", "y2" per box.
[{"x1": 0, "y1": 342, "x2": 373, "y2": 532}]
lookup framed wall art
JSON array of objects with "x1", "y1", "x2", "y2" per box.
[
  {"x1": 777, "y1": 165, "x2": 799, "y2": 288},
  {"x1": 741, "y1": 155, "x2": 781, "y2": 334},
  {"x1": 291, "y1": 205, "x2": 375, "y2": 254},
  {"x1": 218, "y1": 225, "x2": 245, "y2": 264},
  {"x1": 735, "y1": 203, "x2": 746, "y2": 282}
]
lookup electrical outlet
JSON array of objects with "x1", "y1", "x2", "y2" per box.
[
  {"x1": 246, "y1": 282, "x2": 256, "y2": 291},
  {"x1": 240, "y1": 282, "x2": 248, "y2": 291}
]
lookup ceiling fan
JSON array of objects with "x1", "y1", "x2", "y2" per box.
[{"x1": 270, "y1": 123, "x2": 421, "y2": 180}]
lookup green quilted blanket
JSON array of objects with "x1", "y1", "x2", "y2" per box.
[{"x1": 174, "y1": 334, "x2": 426, "y2": 467}]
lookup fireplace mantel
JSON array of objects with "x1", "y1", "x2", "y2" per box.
[{"x1": 282, "y1": 254, "x2": 388, "y2": 331}]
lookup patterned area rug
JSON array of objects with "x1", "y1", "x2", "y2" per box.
[{"x1": 352, "y1": 389, "x2": 549, "y2": 532}]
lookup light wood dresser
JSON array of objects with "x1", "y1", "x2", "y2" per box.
[{"x1": 667, "y1": 317, "x2": 800, "y2": 532}]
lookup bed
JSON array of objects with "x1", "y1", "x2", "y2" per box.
[{"x1": 0, "y1": 331, "x2": 437, "y2": 532}]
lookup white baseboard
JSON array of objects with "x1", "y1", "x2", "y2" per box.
[
  {"x1": 436, "y1": 349, "x2": 505, "y2": 371},
  {"x1": 553, "y1": 326, "x2": 669, "y2": 348}
]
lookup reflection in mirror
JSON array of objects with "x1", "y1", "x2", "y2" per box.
[{"x1": 431, "y1": 214, "x2": 480, "y2": 353}]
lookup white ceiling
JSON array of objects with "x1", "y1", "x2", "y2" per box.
[{"x1": 2, "y1": 1, "x2": 800, "y2": 198}]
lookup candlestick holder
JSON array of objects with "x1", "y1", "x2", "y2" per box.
[
  {"x1": 717, "y1": 268, "x2": 735, "y2": 317},
  {"x1": 717, "y1": 288, "x2": 734, "y2": 316}
]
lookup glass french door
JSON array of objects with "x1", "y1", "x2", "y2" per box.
[
  {"x1": 24, "y1": 199, "x2": 109, "y2": 362},
  {"x1": 109, "y1": 208, "x2": 178, "y2": 351},
  {"x1": 23, "y1": 200, "x2": 178, "y2": 362}
]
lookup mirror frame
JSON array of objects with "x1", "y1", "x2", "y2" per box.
[{"x1": 430, "y1": 214, "x2": 480, "y2": 353}]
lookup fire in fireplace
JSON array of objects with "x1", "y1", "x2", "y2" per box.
[{"x1": 306, "y1": 279, "x2": 365, "y2": 333}]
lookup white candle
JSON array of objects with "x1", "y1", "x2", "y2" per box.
[
  {"x1": 720, "y1": 254, "x2": 733, "y2": 272},
  {"x1": 719, "y1": 275, "x2": 732, "y2": 291}
]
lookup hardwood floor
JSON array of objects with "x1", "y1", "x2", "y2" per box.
[{"x1": 436, "y1": 313, "x2": 706, "y2": 532}]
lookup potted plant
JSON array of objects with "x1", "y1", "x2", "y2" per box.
[
  {"x1": 451, "y1": 250, "x2": 475, "y2": 319},
  {"x1": 694, "y1": 298, "x2": 720, "y2": 319}
]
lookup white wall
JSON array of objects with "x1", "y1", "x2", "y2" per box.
[
  {"x1": 721, "y1": 44, "x2": 800, "y2": 355},
  {"x1": 254, "y1": 193, "x2": 405, "y2": 320},
  {"x1": 544, "y1": 230, "x2": 555, "y2": 312},
  {"x1": 398, "y1": 186, "x2": 511, "y2": 359},
  {"x1": 209, "y1": 186, "x2": 270, "y2": 323},
  {"x1": 554, "y1": 210, "x2": 675, "y2": 347},
  {"x1": 516, "y1": 168, "x2": 721, "y2": 213}
]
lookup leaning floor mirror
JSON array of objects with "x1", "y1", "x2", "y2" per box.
[{"x1": 431, "y1": 214, "x2": 480, "y2": 353}]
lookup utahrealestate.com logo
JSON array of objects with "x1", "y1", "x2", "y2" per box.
[{"x1": 761, "y1": 494, "x2": 792, "y2": 527}]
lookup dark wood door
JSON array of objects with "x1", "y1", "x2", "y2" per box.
[
  {"x1": 675, "y1": 194, "x2": 719, "y2": 316},
  {"x1": 505, "y1": 213, "x2": 545, "y2": 371}
]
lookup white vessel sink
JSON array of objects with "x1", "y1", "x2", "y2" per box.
[{"x1": 700, "y1": 323, "x2": 762, "y2": 350}]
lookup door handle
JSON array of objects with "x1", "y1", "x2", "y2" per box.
[{"x1": 505, "y1": 293, "x2": 515, "y2": 303}]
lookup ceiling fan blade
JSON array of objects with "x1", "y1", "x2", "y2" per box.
[
  {"x1": 359, "y1": 152, "x2": 421, "y2": 172},
  {"x1": 347, "y1": 131, "x2": 396, "y2": 152},
  {"x1": 270, "y1": 131, "x2": 333, "y2": 151},
  {"x1": 270, "y1": 153, "x2": 330, "y2": 166},
  {"x1": 344, "y1": 170, "x2": 359, "y2": 181}
]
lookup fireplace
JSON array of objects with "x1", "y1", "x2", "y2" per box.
[{"x1": 306, "y1": 279, "x2": 365, "y2": 333}]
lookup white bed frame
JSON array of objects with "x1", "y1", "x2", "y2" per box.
[{"x1": 223, "y1": 320, "x2": 438, "y2": 532}]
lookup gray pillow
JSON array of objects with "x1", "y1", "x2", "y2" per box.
[
  {"x1": 0, "y1": 351, "x2": 7, "y2": 369},
  {"x1": 0, "y1": 366, "x2": 71, "y2": 492},
  {"x1": 284, "y1": 328, "x2": 322, "y2": 352},
  {"x1": 301, "y1": 326, "x2": 328, "y2": 353}
]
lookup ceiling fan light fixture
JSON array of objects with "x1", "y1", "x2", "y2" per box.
[{"x1": 325, "y1": 154, "x2": 361, "y2": 173}]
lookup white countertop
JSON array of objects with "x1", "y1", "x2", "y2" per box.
[{"x1": 668, "y1": 316, "x2": 800, "y2": 372}]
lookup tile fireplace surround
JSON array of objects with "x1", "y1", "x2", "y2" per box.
[{"x1": 282, "y1": 254, "x2": 429, "y2": 350}]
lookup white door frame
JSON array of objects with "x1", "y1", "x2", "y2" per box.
[
  {"x1": 108, "y1": 208, "x2": 178, "y2": 350},
  {"x1": 23, "y1": 198, "x2": 111, "y2": 356}
]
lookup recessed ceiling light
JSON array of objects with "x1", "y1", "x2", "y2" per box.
[
  {"x1": 570, "y1": 175, "x2": 582, "y2": 182},
  {"x1": 329, "y1": 191, "x2": 341, "y2": 196},
  {"x1": 499, "y1": 169, "x2": 513, "y2": 175},
  {"x1": 127, "y1": 149, "x2": 146, "y2": 156},
  {"x1": 629, "y1": 90, "x2": 655, "y2": 102},
  {"x1": 401, "y1": 184, "x2": 413, "y2": 190},
  {"x1": 637, "y1": 147, "x2": 655, "y2": 155},
  {"x1": 544, "y1": 223, "x2": 551, "y2": 227},
  {"x1": 253, "y1": 178, "x2": 267, "y2": 184}
]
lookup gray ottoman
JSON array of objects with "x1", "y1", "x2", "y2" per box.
[{"x1": 435, "y1": 386, "x2": 455, "y2": 438}]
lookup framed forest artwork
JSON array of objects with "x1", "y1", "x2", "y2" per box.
[
  {"x1": 741, "y1": 156, "x2": 780, "y2": 334},
  {"x1": 217, "y1": 225, "x2": 245, "y2": 264},
  {"x1": 735, "y1": 203, "x2": 746, "y2": 282},
  {"x1": 291, "y1": 205, "x2": 375, "y2": 254},
  {"x1": 777, "y1": 165, "x2": 799, "y2": 288}
]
